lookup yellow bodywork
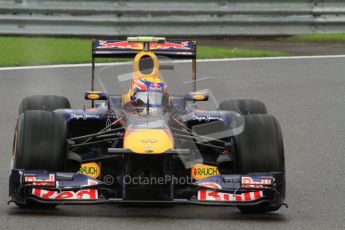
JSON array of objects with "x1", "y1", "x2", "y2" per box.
[{"x1": 124, "y1": 129, "x2": 174, "y2": 154}]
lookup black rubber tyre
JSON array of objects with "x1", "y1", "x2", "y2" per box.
[
  {"x1": 234, "y1": 114, "x2": 285, "y2": 213},
  {"x1": 13, "y1": 110, "x2": 67, "y2": 171},
  {"x1": 19, "y1": 95, "x2": 71, "y2": 114},
  {"x1": 219, "y1": 99, "x2": 267, "y2": 115},
  {"x1": 12, "y1": 110, "x2": 67, "y2": 209}
]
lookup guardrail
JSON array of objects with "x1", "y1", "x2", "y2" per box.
[{"x1": 0, "y1": 0, "x2": 345, "y2": 36}]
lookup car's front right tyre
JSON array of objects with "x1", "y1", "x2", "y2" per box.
[{"x1": 12, "y1": 110, "x2": 68, "y2": 208}]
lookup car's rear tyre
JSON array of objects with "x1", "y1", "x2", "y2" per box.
[
  {"x1": 13, "y1": 110, "x2": 68, "y2": 208},
  {"x1": 19, "y1": 95, "x2": 71, "y2": 114},
  {"x1": 234, "y1": 114, "x2": 285, "y2": 213},
  {"x1": 219, "y1": 99, "x2": 267, "y2": 115}
]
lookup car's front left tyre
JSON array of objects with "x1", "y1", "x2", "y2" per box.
[
  {"x1": 233, "y1": 114, "x2": 285, "y2": 213},
  {"x1": 19, "y1": 95, "x2": 71, "y2": 114}
]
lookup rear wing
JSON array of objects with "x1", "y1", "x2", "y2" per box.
[
  {"x1": 92, "y1": 40, "x2": 196, "y2": 59},
  {"x1": 90, "y1": 37, "x2": 197, "y2": 104}
]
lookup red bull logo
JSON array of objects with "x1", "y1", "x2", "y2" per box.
[
  {"x1": 32, "y1": 180, "x2": 98, "y2": 200},
  {"x1": 197, "y1": 182, "x2": 264, "y2": 202},
  {"x1": 150, "y1": 41, "x2": 190, "y2": 50},
  {"x1": 97, "y1": 40, "x2": 190, "y2": 50},
  {"x1": 97, "y1": 40, "x2": 142, "y2": 50}
]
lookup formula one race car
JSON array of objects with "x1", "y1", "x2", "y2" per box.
[{"x1": 9, "y1": 37, "x2": 286, "y2": 213}]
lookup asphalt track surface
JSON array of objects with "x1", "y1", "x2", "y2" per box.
[{"x1": 0, "y1": 57, "x2": 344, "y2": 230}]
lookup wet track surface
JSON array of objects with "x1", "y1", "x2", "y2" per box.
[{"x1": 0, "y1": 57, "x2": 344, "y2": 229}]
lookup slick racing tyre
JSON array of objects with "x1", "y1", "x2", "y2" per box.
[
  {"x1": 234, "y1": 114, "x2": 285, "y2": 213},
  {"x1": 13, "y1": 110, "x2": 67, "y2": 171},
  {"x1": 12, "y1": 110, "x2": 68, "y2": 208},
  {"x1": 19, "y1": 95, "x2": 71, "y2": 114},
  {"x1": 219, "y1": 99, "x2": 267, "y2": 115}
]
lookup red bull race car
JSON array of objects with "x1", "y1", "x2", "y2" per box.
[{"x1": 9, "y1": 37, "x2": 287, "y2": 213}]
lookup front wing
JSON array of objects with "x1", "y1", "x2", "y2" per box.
[{"x1": 9, "y1": 169, "x2": 286, "y2": 207}]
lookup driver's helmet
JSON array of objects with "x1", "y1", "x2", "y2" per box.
[{"x1": 130, "y1": 79, "x2": 168, "y2": 107}]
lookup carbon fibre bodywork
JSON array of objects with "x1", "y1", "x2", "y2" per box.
[
  {"x1": 9, "y1": 37, "x2": 286, "y2": 210},
  {"x1": 9, "y1": 103, "x2": 285, "y2": 208}
]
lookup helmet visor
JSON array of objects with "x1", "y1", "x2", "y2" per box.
[{"x1": 135, "y1": 91, "x2": 163, "y2": 107}]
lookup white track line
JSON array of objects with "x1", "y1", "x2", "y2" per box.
[{"x1": 1, "y1": 54, "x2": 345, "y2": 71}]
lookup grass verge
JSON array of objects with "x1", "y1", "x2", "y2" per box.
[
  {"x1": 0, "y1": 37, "x2": 287, "y2": 67},
  {"x1": 287, "y1": 33, "x2": 345, "y2": 42}
]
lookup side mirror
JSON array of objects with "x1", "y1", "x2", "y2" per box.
[
  {"x1": 169, "y1": 96, "x2": 185, "y2": 111},
  {"x1": 108, "y1": 95, "x2": 123, "y2": 109},
  {"x1": 184, "y1": 90, "x2": 209, "y2": 101},
  {"x1": 84, "y1": 91, "x2": 107, "y2": 100},
  {"x1": 159, "y1": 64, "x2": 174, "y2": 70}
]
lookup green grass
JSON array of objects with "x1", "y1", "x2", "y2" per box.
[
  {"x1": 287, "y1": 33, "x2": 345, "y2": 42},
  {"x1": 198, "y1": 46, "x2": 286, "y2": 59},
  {"x1": 0, "y1": 37, "x2": 287, "y2": 67}
]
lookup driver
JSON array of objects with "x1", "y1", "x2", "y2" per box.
[
  {"x1": 122, "y1": 50, "x2": 169, "y2": 110},
  {"x1": 130, "y1": 79, "x2": 167, "y2": 108}
]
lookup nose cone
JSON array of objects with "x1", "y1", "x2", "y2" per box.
[{"x1": 124, "y1": 129, "x2": 174, "y2": 154}]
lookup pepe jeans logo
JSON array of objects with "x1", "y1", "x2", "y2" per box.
[
  {"x1": 71, "y1": 114, "x2": 100, "y2": 120},
  {"x1": 192, "y1": 115, "x2": 223, "y2": 122}
]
